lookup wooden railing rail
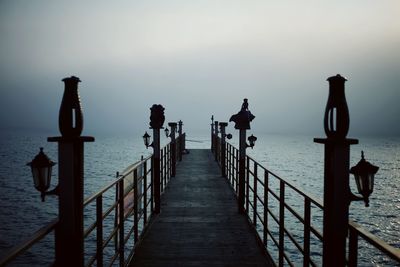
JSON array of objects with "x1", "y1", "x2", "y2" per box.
[
  {"x1": 215, "y1": 137, "x2": 400, "y2": 266},
  {"x1": 0, "y1": 132, "x2": 186, "y2": 267}
]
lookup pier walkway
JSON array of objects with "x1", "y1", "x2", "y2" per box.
[{"x1": 129, "y1": 149, "x2": 272, "y2": 266}]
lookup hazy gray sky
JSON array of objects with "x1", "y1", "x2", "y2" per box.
[{"x1": 1, "y1": 1, "x2": 399, "y2": 136}]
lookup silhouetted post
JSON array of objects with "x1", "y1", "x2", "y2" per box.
[
  {"x1": 178, "y1": 120, "x2": 183, "y2": 161},
  {"x1": 229, "y1": 99, "x2": 255, "y2": 213},
  {"x1": 219, "y1": 122, "x2": 228, "y2": 177},
  {"x1": 214, "y1": 121, "x2": 219, "y2": 161},
  {"x1": 48, "y1": 76, "x2": 94, "y2": 267},
  {"x1": 211, "y1": 115, "x2": 214, "y2": 152},
  {"x1": 150, "y1": 105, "x2": 165, "y2": 214},
  {"x1": 314, "y1": 75, "x2": 358, "y2": 267},
  {"x1": 168, "y1": 122, "x2": 177, "y2": 177}
]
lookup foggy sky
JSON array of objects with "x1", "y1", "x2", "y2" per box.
[{"x1": 1, "y1": 1, "x2": 399, "y2": 136}]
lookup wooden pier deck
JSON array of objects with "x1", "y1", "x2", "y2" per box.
[{"x1": 129, "y1": 149, "x2": 272, "y2": 267}]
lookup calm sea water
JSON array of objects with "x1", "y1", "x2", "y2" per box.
[{"x1": 0, "y1": 130, "x2": 398, "y2": 266}]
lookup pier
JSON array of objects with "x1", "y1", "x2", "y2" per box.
[
  {"x1": 129, "y1": 149, "x2": 271, "y2": 266},
  {"x1": 1, "y1": 76, "x2": 399, "y2": 267}
]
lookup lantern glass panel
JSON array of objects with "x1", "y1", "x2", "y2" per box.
[
  {"x1": 32, "y1": 166, "x2": 52, "y2": 192},
  {"x1": 354, "y1": 174, "x2": 362, "y2": 193}
]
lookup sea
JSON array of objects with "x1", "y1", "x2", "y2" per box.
[{"x1": 0, "y1": 129, "x2": 398, "y2": 266}]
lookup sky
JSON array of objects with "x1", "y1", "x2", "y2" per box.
[{"x1": 0, "y1": 1, "x2": 399, "y2": 137}]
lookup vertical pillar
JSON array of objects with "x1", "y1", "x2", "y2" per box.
[
  {"x1": 153, "y1": 128, "x2": 160, "y2": 213},
  {"x1": 238, "y1": 129, "x2": 246, "y2": 213},
  {"x1": 168, "y1": 122, "x2": 177, "y2": 177},
  {"x1": 229, "y1": 98, "x2": 255, "y2": 214},
  {"x1": 48, "y1": 76, "x2": 94, "y2": 267},
  {"x1": 219, "y1": 122, "x2": 228, "y2": 177},
  {"x1": 178, "y1": 120, "x2": 183, "y2": 161},
  {"x1": 314, "y1": 138, "x2": 357, "y2": 266},
  {"x1": 149, "y1": 104, "x2": 165, "y2": 214},
  {"x1": 214, "y1": 121, "x2": 219, "y2": 161},
  {"x1": 211, "y1": 115, "x2": 214, "y2": 152},
  {"x1": 314, "y1": 74, "x2": 358, "y2": 267}
]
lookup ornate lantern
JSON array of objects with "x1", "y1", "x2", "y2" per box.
[
  {"x1": 350, "y1": 151, "x2": 379, "y2": 207},
  {"x1": 27, "y1": 148, "x2": 56, "y2": 201},
  {"x1": 247, "y1": 134, "x2": 257, "y2": 148},
  {"x1": 143, "y1": 132, "x2": 152, "y2": 149}
]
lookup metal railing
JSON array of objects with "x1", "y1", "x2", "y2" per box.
[
  {"x1": 0, "y1": 134, "x2": 185, "y2": 267},
  {"x1": 215, "y1": 136, "x2": 400, "y2": 266}
]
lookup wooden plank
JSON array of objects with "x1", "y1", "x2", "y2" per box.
[{"x1": 129, "y1": 149, "x2": 273, "y2": 266}]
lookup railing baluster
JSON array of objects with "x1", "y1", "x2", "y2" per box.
[
  {"x1": 118, "y1": 179, "x2": 125, "y2": 267},
  {"x1": 279, "y1": 180, "x2": 285, "y2": 267},
  {"x1": 151, "y1": 156, "x2": 154, "y2": 212},
  {"x1": 230, "y1": 145, "x2": 233, "y2": 185},
  {"x1": 253, "y1": 163, "x2": 258, "y2": 227},
  {"x1": 264, "y1": 170, "x2": 268, "y2": 245},
  {"x1": 134, "y1": 169, "x2": 139, "y2": 243},
  {"x1": 236, "y1": 149, "x2": 239, "y2": 194},
  {"x1": 303, "y1": 198, "x2": 311, "y2": 267},
  {"x1": 114, "y1": 172, "x2": 119, "y2": 255},
  {"x1": 246, "y1": 157, "x2": 250, "y2": 214},
  {"x1": 348, "y1": 226, "x2": 359, "y2": 267},
  {"x1": 167, "y1": 145, "x2": 171, "y2": 181},
  {"x1": 160, "y1": 149, "x2": 164, "y2": 193},
  {"x1": 143, "y1": 161, "x2": 147, "y2": 225},
  {"x1": 96, "y1": 195, "x2": 103, "y2": 267}
]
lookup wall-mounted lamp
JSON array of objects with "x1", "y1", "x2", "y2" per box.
[
  {"x1": 27, "y1": 147, "x2": 58, "y2": 201},
  {"x1": 350, "y1": 151, "x2": 379, "y2": 207},
  {"x1": 143, "y1": 131, "x2": 153, "y2": 149}
]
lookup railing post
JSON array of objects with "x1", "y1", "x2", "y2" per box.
[
  {"x1": 214, "y1": 120, "x2": 219, "y2": 161},
  {"x1": 279, "y1": 180, "x2": 285, "y2": 267},
  {"x1": 178, "y1": 120, "x2": 183, "y2": 161},
  {"x1": 149, "y1": 104, "x2": 165, "y2": 214},
  {"x1": 168, "y1": 122, "x2": 177, "y2": 177},
  {"x1": 150, "y1": 157, "x2": 154, "y2": 212},
  {"x1": 118, "y1": 179, "x2": 125, "y2": 267},
  {"x1": 253, "y1": 164, "x2": 258, "y2": 226},
  {"x1": 133, "y1": 169, "x2": 139, "y2": 243},
  {"x1": 211, "y1": 115, "x2": 214, "y2": 152},
  {"x1": 348, "y1": 227, "x2": 358, "y2": 267},
  {"x1": 219, "y1": 122, "x2": 228, "y2": 177},
  {"x1": 160, "y1": 149, "x2": 164, "y2": 193},
  {"x1": 96, "y1": 196, "x2": 103, "y2": 267},
  {"x1": 303, "y1": 198, "x2": 311, "y2": 267},
  {"x1": 48, "y1": 76, "x2": 94, "y2": 267},
  {"x1": 263, "y1": 170, "x2": 268, "y2": 245},
  {"x1": 143, "y1": 160, "x2": 147, "y2": 225},
  {"x1": 246, "y1": 157, "x2": 250, "y2": 213},
  {"x1": 314, "y1": 75, "x2": 358, "y2": 267}
]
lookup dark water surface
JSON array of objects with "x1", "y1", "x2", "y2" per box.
[{"x1": 0, "y1": 131, "x2": 398, "y2": 266}]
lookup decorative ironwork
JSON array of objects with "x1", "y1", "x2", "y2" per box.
[
  {"x1": 149, "y1": 104, "x2": 165, "y2": 129},
  {"x1": 229, "y1": 98, "x2": 255, "y2": 130}
]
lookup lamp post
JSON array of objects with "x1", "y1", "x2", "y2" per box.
[
  {"x1": 178, "y1": 120, "x2": 183, "y2": 161},
  {"x1": 148, "y1": 104, "x2": 165, "y2": 214},
  {"x1": 167, "y1": 122, "x2": 177, "y2": 177},
  {"x1": 314, "y1": 74, "x2": 379, "y2": 267},
  {"x1": 219, "y1": 122, "x2": 232, "y2": 178},
  {"x1": 45, "y1": 76, "x2": 94, "y2": 267},
  {"x1": 229, "y1": 98, "x2": 256, "y2": 213}
]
